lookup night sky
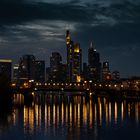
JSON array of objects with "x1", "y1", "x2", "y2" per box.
[{"x1": 0, "y1": 0, "x2": 140, "y2": 77}]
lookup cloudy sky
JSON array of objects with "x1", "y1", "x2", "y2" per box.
[{"x1": 0, "y1": 0, "x2": 140, "y2": 77}]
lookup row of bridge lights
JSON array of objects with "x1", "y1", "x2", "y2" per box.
[
  {"x1": 35, "y1": 82, "x2": 125, "y2": 88},
  {"x1": 11, "y1": 80, "x2": 131, "y2": 89}
]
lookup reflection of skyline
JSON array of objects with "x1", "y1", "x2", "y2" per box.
[{"x1": 11, "y1": 93, "x2": 140, "y2": 138}]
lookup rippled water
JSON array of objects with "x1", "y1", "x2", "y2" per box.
[{"x1": 0, "y1": 92, "x2": 140, "y2": 140}]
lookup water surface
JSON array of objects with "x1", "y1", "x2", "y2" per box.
[{"x1": 0, "y1": 92, "x2": 140, "y2": 140}]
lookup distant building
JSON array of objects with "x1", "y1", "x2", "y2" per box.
[
  {"x1": 112, "y1": 71, "x2": 120, "y2": 81},
  {"x1": 34, "y1": 60, "x2": 45, "y2": 82},
  {"x1": 18, "y1": 55, "x2": 36, "y2": 82},
  {"x1": 88, "y1": 42, "x2": 101, "y2": 82},
  {"x1": 48, "y1": 52, "x2": 66, "y2": 82},
  {"x1": 83, "y1": 62, "x2": 89, "y2": 81},
  {"x1": 13, "y1": 64, "x2": 19, "y2": 82},
  {"x1": 102, "y1": 61, "x2": 112, "y2": 82},
  {"x1": 0, "y1": 59, "x2": 12, "y2": 82},
  {"x1": 66, "y1": 30, "x2": 82, "y2": 82}
]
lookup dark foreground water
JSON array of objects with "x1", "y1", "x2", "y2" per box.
[{"x1": 0, "y1": 92, "x2": 140, "y2": 140}]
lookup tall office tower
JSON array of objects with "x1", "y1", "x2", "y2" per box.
[
  {"x1": 49, "y1": 52, "x2": 62, "y2": 82},
  {"x1": 88, "y1": 42, "x2": 101, "y2": 82},
  {"x1": 13, "y1": 64, "x2": 19, "y2": 82},
  {"x1": 102, "y1": 61, "x2": 112, "y2": 82},
  {"x1": 18, "y1": 55, "x2": 36, "y2": 82},
  {"x1": 66, "y1": 30, "x2": 73, "y2": 82},
  {"x1": 72, "y1": 43, "x2": 82, "y2": 82},
  {"x1": 34, "y1": 60, "x2": 45, "y2": 83},
  {"x1": 66, "y1": 30, "x2": 82, "y2": 82},
  {"x1": 0, "y1": 59, "x2": 12, "y2": 83}
]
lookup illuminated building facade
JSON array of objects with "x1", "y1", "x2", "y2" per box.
[
  {"x1": 72, "y1": 43, "x2": 82, "y2": 82},
  {"x1": 0, "y1": 59, "x2": 12, "y2": 82},
  {"x1": 88, "y1": 42, "x2": 101, "y2": 82},
  {"x1": 102, "y1": 61, "x2": 112, "y2": 82},
  {"x1": 66, "y1": 30, "x2": 82, "y2": 82}
]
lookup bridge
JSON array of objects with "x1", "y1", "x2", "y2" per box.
[{"x1": 11, "y1": 81, "x2": 140, "y2": 99}]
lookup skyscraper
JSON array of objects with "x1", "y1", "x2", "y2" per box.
[
  {"x1": 102, "y1": 61, "x2": 112, "y2": 82},
  {"x1": 50, "y1": 52, "x2": 62, "y2": 82},
  {"x1": 34, "y1": 60, "x2": 45, "y2": 82},
  {"x1": 13, "y1": 64, "x2": 19, "y2": 82},
  {"x1": 88, "y1": 42, "x2": 101, "y2": 82},
  {"x1": 66, "y1": 30, "x2": 82, "y2": 82},
  {"x1": 18, "y1": 55, "x2": 36, "y2": 82},
  {"x1": 49, "y1": 52, "x2": 67, "y2": 82},
  {"x1": 72, "y1": 43, "x2": 82, "y2": 82},
  {"x1": 66, "y1": 30, "x2": 73, "y2": 82}
]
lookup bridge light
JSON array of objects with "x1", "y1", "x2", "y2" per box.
[
  {"x1": 90, "y1": 92, "x2": 92, "y2": 96},
  {"x1": 114, "y1": 84, "x2": 117, "y2": 88},
  {"x1": 11, "y1": 83, "x2": 16, "y2": 87},
  {"x1": 34, "y1": 88, "x2": 37, "y2": 91},
  {"x1": 121, "y1": 85, "x2": 124, "y2": 88},
  {"x1": 45, "y1": 83, "x2": 47, "y2": 86},
  {"x1": 89, "y1": 80, "x2": 92, "y2": 83},
  {"x1": 99, "y1": 84, "x2": 102, "y2": 87},
  {"x1": 53, "y1": 83, "x2": 56, "y2": 86},
  {"x1": 29, "y1": 80, "x2": 34, "y2": 82}
]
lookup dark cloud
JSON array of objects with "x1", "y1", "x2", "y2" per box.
[
  {"x1": 0, "y1": 0, "x2": 140, "y2": 26},
  {"x1": 0, "y1": 0, "x2": 140, "y2": 76}
]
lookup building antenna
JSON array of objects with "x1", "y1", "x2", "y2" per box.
[
  {"x1": 90, "y1": 41, "x2": 93, "y2": 48},
  {"x1": 90, "y1": 41, "x2": 96, "y2": 51}
]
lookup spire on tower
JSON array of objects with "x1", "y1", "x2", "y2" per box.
[{"x1": 90, "y1": 41, "x2": 96, "y2": 51}]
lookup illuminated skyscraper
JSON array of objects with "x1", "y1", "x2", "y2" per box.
[
  {"x1": 88, "y1": 42, "x2": 101, "y2": 82},
  {"x1": 66, "y1": 30, "x2": 73, "y2": 82},
  {"x1": 73, "y1": 43, "x2": 82, "y2": 82},
  {"x1": 66, "y1": 30, "x2": 82, "y2": 82},
  {"x1": 102, "y1": 61, "x2": 112, "y2": 81}
]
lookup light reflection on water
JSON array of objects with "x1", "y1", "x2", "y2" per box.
[{"x1": 0, "y1": 92, "x2": 140, "y2": 140}]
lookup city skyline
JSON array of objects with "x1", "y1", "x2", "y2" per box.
[{"x1": 0, "y1": 0, "x2": 140, "y2": 77}]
